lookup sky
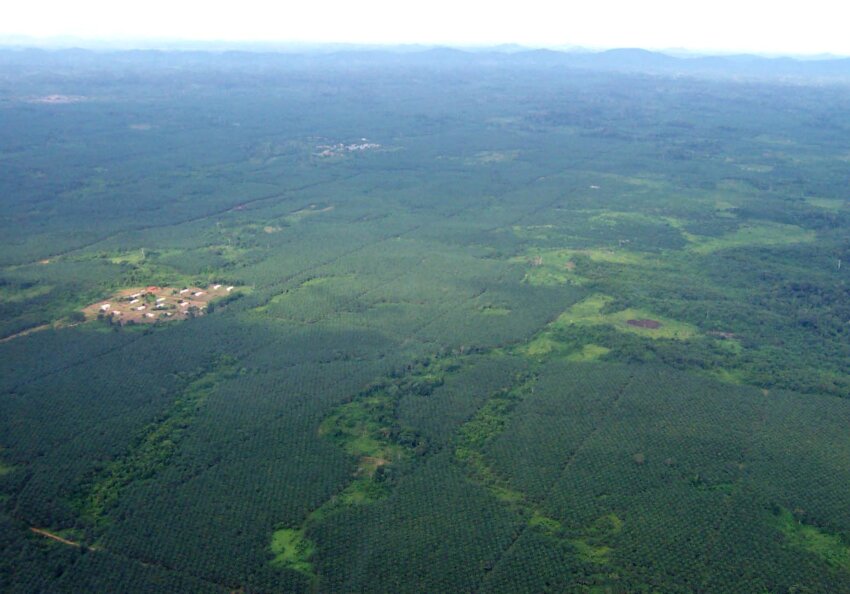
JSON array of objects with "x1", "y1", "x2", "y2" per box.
[{"x1": 2, "y1": 0, "x2": 849, "y2": 56}]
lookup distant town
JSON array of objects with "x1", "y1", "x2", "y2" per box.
[{"x1": 314, "y1": 139, "x2": 381, "y2": 157}]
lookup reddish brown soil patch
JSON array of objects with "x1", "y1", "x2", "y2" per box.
[{"x1": 627, "y1": 319, "x2": 662, "y2": 329}]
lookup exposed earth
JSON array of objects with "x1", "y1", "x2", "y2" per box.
[{"x1": 83, "y1": 284, "x2": 235, "y2": 324}]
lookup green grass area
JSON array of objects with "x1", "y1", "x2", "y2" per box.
[
  {"x1": 554, "y1": 294, "x2": 699, "y2": 340},
  {"x1": 590, "y1": 210, "x2": 674, "y2": 230},
  {"x1": 319, "y1": 393, "x2": 408, "y2": 464},
  {"x1": 805, "y1": 197, "x2": 847, "y2": 211},
  {"x1": 0, "y1": 283, "x2": 53, "y2": 303},
  {"x1": 107, "y1": 250, "x2": 149, "y2": 265},
  {"x1": 569, "y1": 513, "x2": 623, "y2": 564},
  {"x1": 529, "y1": 511, "x2": 562, "y2": 535},
  {"x1": 521, "y1": 334, "x2": 563, "y2": 356},
  {"x1": 270, "y1": 528, "x2": 316, "y2": 575},
  {"x1": 772, "y1": 508, "x2": 850, "y2": 571},
  {"x1": 478, "y1": 304, "x2": 511, "y2": 316},
  {"x1": 570, "y1": 539, "x2": 613, "y2": 564},
  {"x1": 0, "y1": 448, "x2": 12, "y2": 476},
  {"x1": 516, "y1": 246, "x2": 657, "y2": 287},
  {"x1": 683, "y1": 223, "x2": 816, "y2": 254},
  {"x1": 566, "y1": 343, "x2": 611, "y2": 362},
  {"x1": 705, "y1": 367, "x2": 746, "y2": 385}
]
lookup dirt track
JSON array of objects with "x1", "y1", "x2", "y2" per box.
[{"x1": 30, "y1": 527, "x2": 84, "y2": 548}]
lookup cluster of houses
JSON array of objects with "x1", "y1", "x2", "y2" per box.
[
  {"x1": 315, "y1": 139, "x2": 381, "y2": 157},
  {"x1": 93, "y1": 284, "x2": 235, "y2": 324}
]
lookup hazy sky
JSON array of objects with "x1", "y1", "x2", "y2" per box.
[{"x1": 3, "y1": 0, "x2": 848, "y2": 56}]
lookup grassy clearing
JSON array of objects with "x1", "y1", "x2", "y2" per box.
[
  {"x1": 516, "y1": 247, "x2": 655, "y2": 287},
  {"x1": 521, "y1": 335, "x2": 564, "y2": 357},
  {"x1": 478, "y1": 304, "x2": 511, "y2": 316},
  {"x1": 805, "y1": 197, "x2": 847, "y2": 211},
  {"x1": 529, "y1": 512, "x2": 562, "y2": 535},
  {"x1": 0, "y1": 283, "x2": 54, "y2": 304},
  {"x1": 571, "y1": 539, "x2": 613, "y2": 564},
  {"x1": 319, "y1": 394, "x2": 407, "y2": 464},
  {"x1": 272, "y1": 366, "x2": 437, "y2": 573},
  {"x1": 683, "y1": 223, "x2": 816, "y2": 254},
  {"x1": 511, "y1": 224, "x2": 559, "y2": 242},
  {"x1": 569, "y1": 513, "x2": 623, "y2": 564},
  {"x1": 705, "y1": 367, "x2": 746, "y2": 385},
  {"x1": 772, "y1": 507, "x2": 850, "y2": 571},
  {"x1": 270, "y1": 528, "x2": 316, "y2": 575},
  {"x1": 714, "y1": 199, "x2": 739, "y2": 217},
  {"x1": 578, "y1": 247, "x2": 654, "y2": 266},
  {"x1": 107, "y1": 250, "x2": 148, "y2": 265},
  {"x1": 589, "y1": 210, "x2": 667, "y2": 228},
  {"x1": 566, "y1": 344, "x2": 611, "y2": 362},
  {"x1": 554, "y1": 294, "x2": 699, "y2": 340},
  {"x1": 0, "y1": 448, "x2": 12, "y2": 476},
  {"x1": 589, "y1": 513, "x2": 623, "y2": 536}
]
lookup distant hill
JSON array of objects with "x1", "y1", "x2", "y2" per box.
[{"x1": 1, "y1": 43, "x2": 850, "y2": 81}]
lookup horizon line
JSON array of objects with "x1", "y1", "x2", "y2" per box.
[{"x1": 1, "y1": 35, "x2": 848, "y2": 60}]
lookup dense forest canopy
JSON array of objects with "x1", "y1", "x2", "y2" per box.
[{"x1": 1, "y1": 48, "x2": 849, "y2": 592}]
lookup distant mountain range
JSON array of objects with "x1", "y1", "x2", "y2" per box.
[{"x1": 2, "y1": 43, "x2": 850, "y2": 81}]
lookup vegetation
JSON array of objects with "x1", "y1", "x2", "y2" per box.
[
  {"x1": 73, "y1": 357, "x2": 241, "y2": 526},
  {"x1": 772, "y1": 507, "x2": 850, "y2": 572},
  {"x1": 1, "y1": 47, "x2": 849, "y2": 592}
]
